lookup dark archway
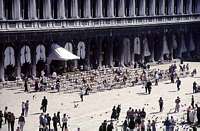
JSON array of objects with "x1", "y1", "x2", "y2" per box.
[{"x1": 5, "y1": 65, "x2": 15, "y2": 81}]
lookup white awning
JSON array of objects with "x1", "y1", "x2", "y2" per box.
[{"x1": 47, "y1": 44, "x2": 80, "y2": 62}]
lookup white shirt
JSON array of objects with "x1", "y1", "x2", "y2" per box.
[{"x1": 62, "y1": 117, "x2": 68, "y2": 123}]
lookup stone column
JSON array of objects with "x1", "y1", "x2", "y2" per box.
[
  {"x1": 168, "y1": 0, "x2": 174, "y2": 15},
  {"x1": 16, "y1": 49, "x2": 21, "y2": 80},
  {"x1": 118, "y1": 0, "x2": 125, "y2": 17},
  {"x1": 178, "y1": 0, "x2": 183, "y2": 14},
  {"x1": 0, "y1": 49, "x2": 4, "y2": 82},
  {"x1": 71, "y1": 0, "x2": 79, "y2": 18},
  {"x1": 86, "y1": 41, "x2": 91, "y2": 69},
  {"x1": 97, "y1": 39, "x2": 103, "y2": 68},
  {"x1": 58, "y1": 0, "x2": 66, "y2": 19},
  {"x1": 108, "y1": 0, "x2": 114, "y2": 17},
  {"x1": 0, "y1": 0, "x2": 5, "y2": 20},
  {"x1": 160, "y1": 0, "x2": 165, "y2": 15},
  {"x1": 150, "y1": 0, "x2": 156, "y2": 16},
  {"x1": 13, "y1": 0, "x2": 21, "y2": 20},
  {"x1": 96, "y1": 0, "x2": 103, "y2": 17},
  {"x1": 140, "y1": 0, "x2": 146, "y2": 16},
  {"x1": 109, "y1": 39, "x2": 114, "y2": 67},
  {"x1": 31, "y1": 48, "x2": 36, "y2": 78},
  {"x1": 188, "y1": 0, "x2": 192, "y2": 14},
  {"x1": 84, "y1": 0, "x2": 91, "y2": 18},
  {"x1": 44, "y1": 0, "x2": 52, "y2": 19},
  {"x1": 129, "y1": 0, "x2": 135, "y2": 17},
  {"x1": 29, "y1": 0, "x2": 37, "y2": 19}
]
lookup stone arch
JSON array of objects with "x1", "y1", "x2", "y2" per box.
[
  {"x1": 65, "y1": 42, "x2": 73, "y2": 53},
  {"x1": 4, "y1": 46, "x2": 15, "y2": 68},
  {"x1": 134, "y1": 37, "x2": 141, "y2": 55},
  {"x1": 77, "y1": 41, "x2": 86, "y2": 59},
  {"x1": 20, "y1": 45, "x2": 31, "y2": 65},
  {"x1": 36, "y1": 44, "x2": 46, "y2": 63},
  {"x1": 143, "y1": 37, "x2": 151, "y2": 57},
  {"x1": 20, "y1": 45, "x2": 31, "y2": 77},
  {"x1": 4, "y1": 46, "x2": 16, "y2": 81},
  {"x1": 122, "y1": 38, "x2": 131, "y2": 66}
]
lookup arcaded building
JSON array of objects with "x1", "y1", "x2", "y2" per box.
[{"x1": 0, "y1": 0, "x2": 200, "y2": 81}]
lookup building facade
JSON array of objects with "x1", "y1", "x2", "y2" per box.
[{"x1": 0, "y1": 0, "x2": 200, "y2": 81}]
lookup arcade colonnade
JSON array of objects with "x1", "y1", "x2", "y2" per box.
[
  {"x1": 0, "y1": 0, "x2": 200, "y2": 20},
  {"x1": 0, "y1": 31, "x2": 197, "y2": 81}
]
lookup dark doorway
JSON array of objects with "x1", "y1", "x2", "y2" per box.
[
  {"x1": 5, "y1": 65, "x2": 15, "y2": 81},
  {"x1": 36, "y1": 60, "x2": 46, "y2": 77},
  {"x1": 21, "y1": 63, "x2": 31, "y2": 78}
]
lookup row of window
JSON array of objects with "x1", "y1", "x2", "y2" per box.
[{"x1": 3, "y1": 0, "x2": 198, "y2": 20}]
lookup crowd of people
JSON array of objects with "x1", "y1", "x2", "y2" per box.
[
  {"x1": 0, "y1": 61, "x2": 200, "y2": 131},
  {"x1": 0, "y1": 106, "x2": 26, "y2": 131}
]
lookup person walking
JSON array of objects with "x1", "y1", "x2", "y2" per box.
[
  {"x1": 176, "y1": 77, "x2": 181, "y2": 91},
  {"x1": 62, "y1": 114, "x2": 69, "y2": 131},
  {"x1": 80, "y1": 88, "x2": 84, "y2": 102},
  {"x1": 0, "y1": 110, "x2": 3, "y2": 128},
  {"x1": 169, "y1": 116, "x2": 175, "y2": 131},
  {"x1": 24, "y1": 79, "x2": 28, "y2": 92},
  {"x1": 46, "y1": 113, "x2": 51, "y2": 130},
  {"x1": 4, "y1": 106, "x2": 8, "y2": 124},
  {"x1": 159, "y1": 97, "x2": 163, "y2": 112},
  {"x1": 57, "y1": 112, "x2": 61, "y2": 127},
  {"x1": 7, "y1": 112, "x2": 12, "y2": 131},
  {"x1": 147, "y1": 80, "x2": 152, "y2": 94},
  {"x1": 10, "y1": 113, "x2": 15, "y2": 131},
  {"x1": 164, "y1": 117, "x2": 171, "y2": 131},
  {"x1": 18, "y1": 114, "x2": 25, "y2": 131},
  {"x1": 175, "y1": 97, "x2": 181, "y2": 113},
  {"x1": 52, "y1": 113, "x2": 58, "y2": 131},
  {"x1": 25, "y1": 100, "x2": 29, "y2": 117},
  {"x1": 41, "y1": 96, "x2": 48, "y2": 113},
  {"x1": 196, "y1": 104, "x2": 200, "y2": 125},
  {"x1": 193, "y1": 81, "x2": 197, "y2": 93},
  {"x1": 21, "y1": 102, "x2": 25, "y2": 116},
  {"x1": 151, "y1": 120, "x2": 156, "y2": 131},
  {"x1": 116, "y1": 105, "x2": 121, "y2": 120},
  {"x1": 191, "y1": 95, "x2": 194, "y2": 109}
]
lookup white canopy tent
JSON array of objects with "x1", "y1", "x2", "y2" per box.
[{"x1": 47, "y1": 44, "x2": 80, "y2": 63}]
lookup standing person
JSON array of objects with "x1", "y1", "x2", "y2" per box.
[
  {"x1": 25, "y1": 100, "x2": 29, "y2": 117},
  {"x1": 10, "y1": 113, "x2": 15, "y2": 131},
  {"x1": 57, "y1": 112, "x2": 61, "y2": 127},
  {"x1": 147, "y1": 80, "x2": 152, "y2": 94},
  {"x1": 191, "y1": 95, "x2": 194, "y2": 109},
  {"x1": 196, "y1": 104, "x2": 200, "y2": 125},
  {"x1": 80, "y1": 88, "x2": 84, "y2": 102},
  {"x1": 46, "y1": 113, "x2": 51, "y2": 130},
  {"x1": 151, "y1": 120, "x2": 156, "y2": 131},
  {"x1": 176, "y1": 77, "x2": 181, "y2": 91},
  {"x1": 116, "y1": 105, "x2": 121, "y2": 120},
  {"x1": 4, "y1": 106, "x2": 8, "y2": 124},
  {"x1": 24, "y1": 79, "x2": 28, "y2": 92},
  {"x1": 169, "y1": 116, "x2": 175, "y2": 131},
  {"x1": 52, "y1": 113, "x2": 58, "y2": 131},
  {"x1": 41, "y1": 96, "x2": 48, "y2": 113},
  {"x1": 62, "y1": 114, "x2": 68, "y2": 131},
  {"x1": 18, "y1": 114, "x2": 25, "y2": 131},
  {"x1": 147, "y1": 120, "x2": 151, "y2": 131},
  {"x1": 111, "y1": 106, "x2": 117, "y2": 120},
  {"x1": 193, "y1": 81, "x2": 197, "y2": 93},
  {"x1": 164, "y1": 117, "x2": 171, "y2": 131},
  {"x1": 39, "y1": 113, "x2": 44, "y2": 130},
  {"x1": 7, "y1": 112, "x2": 12, "y2": 131},
  {"x1": 174, "y1": 97, "x2": 181, "y2": 113},
  {"x1": 159, "y1": 97, "x2": 164, "y2": 112},
  {"x1": 107, "y1": 122, "x2": 114, "y2": 131},
  {"x1": 155, "y1": 72, "x2": 159, "y2": 86},
  {"x1": 0, "y1": 110, "x2": 3, "y2": 128},
  {"x1": 21, "y1": 102, "x2": 25, "y2": 116}
]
